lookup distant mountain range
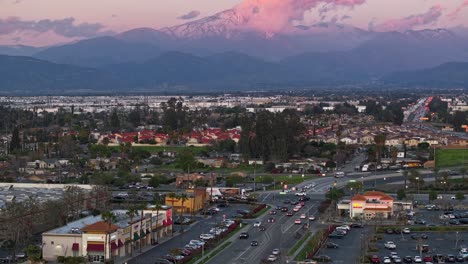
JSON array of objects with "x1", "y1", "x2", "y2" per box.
[{"x1": 1, "y1": 7, "x2": 468, "y2": 93}]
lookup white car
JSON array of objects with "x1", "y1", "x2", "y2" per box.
[
  {"x1": 383, "y1": 257, "x2": 392, "y2": 263},
  {"x1": 437, "y1": 195, "x2": 443, "y2": 199},
  {"x1": 295, "y1": 192, "x2": 307, "y2": 196},
  {"x1": 267, "y1": 255, "x2": 278, "y2": 261},
  {"x1": 338, "y1": 225, "x2": 350, "y2": 230},
  {"x1": 309, "y1": 216, "x2": 316, "y2": 221},
  {"x1": 413, "y1": 256, "x2": 422, "y2": 263},
  {"x1": 253, "y1": 221, "x2": 261, "y2": 227},
  {"x1": 384, "y1": 241, "x2": 396, "y2": 249},
  {"x1": 272, "y1": 248, "x2": 281, "y2": 255},
  {"x1": 451, "y1": 196, "x2": 456, "y2": 200},
  {"x1": 300, "y1": 214, "x2": 306, "y2": 219},
  {"x1": 189, "y1": 240, "x2": 205, "y2": 246},
  {"x1": 199, "y1": 234, "x2": 215, "y2": 240},
  {"x1": 402, "y1": 228, "x2": 410, "y2": 234}
]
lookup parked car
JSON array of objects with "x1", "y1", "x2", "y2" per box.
[
  {"x1": 313, "y1": 255, "x2": 331, "y2": 262},
  {"x1": 272, "y1": 248, "x2": 281, "y2": 255},
  {"x1": 325, "y1": 242, "x2": 339, "y2": 248},
  {"x1": 370, "y1": 255, "x2": 380, "y2": 263},
  {"x1": 384, "y1": 241, "x2": 396, "y2": 249}
]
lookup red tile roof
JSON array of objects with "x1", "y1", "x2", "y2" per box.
[
  {"x1": 81, "y1": 221, "x2": 119, "y2": 233},
  {"x1": 351, "y1": 194, "x2": 366, "y2": 201}
]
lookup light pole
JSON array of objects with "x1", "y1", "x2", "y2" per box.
[{"x1": 416, "y1": 177, "x2": 420, "y2": 195}]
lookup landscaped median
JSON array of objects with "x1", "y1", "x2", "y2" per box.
[
  {"x1": 288, "y1": 230, "x2": 311, "y2": 256},
  {"x1": 294, "y1": 229, "x2": 329, "y2": 261}
]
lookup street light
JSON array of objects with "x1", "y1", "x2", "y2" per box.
[{"x1": 415, "y1": 177, "x2": 420, "y2": 195}]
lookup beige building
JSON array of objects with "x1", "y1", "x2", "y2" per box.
[
  {"x1": 42, "y1": 207, "x2": 173, "y2": 263},
  {"x1": 338, "y1": 191, "x2": 394, "y2": 220}
]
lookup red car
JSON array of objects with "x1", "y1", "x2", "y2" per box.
[
  {"x1": 370, "y1": 255, "x2": 380, "y2": 264},
  {"x1": 423, "y1": 256, "x2": 433, "y2": 262}
]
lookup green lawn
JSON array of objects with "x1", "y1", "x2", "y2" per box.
[
  {"x1": 435, "y1": 148, "x2": 468, "y2": 168},
  {"x1": 257, "y1": 174, "x2": 319, "y2": 189}
]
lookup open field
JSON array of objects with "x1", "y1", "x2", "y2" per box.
[{"x1": 435, "y1": 148, "x2": 468, "y2": 167}]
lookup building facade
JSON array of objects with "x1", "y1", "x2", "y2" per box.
[
  {"x1": 338, "y1": 191, "x2": 394, "y2": 220},
  {"x1": 42, "y1": 207, "x2": 173, "y2": 263}
]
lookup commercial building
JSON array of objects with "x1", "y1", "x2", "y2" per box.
[
  {"x1": 337, "y1": 191, "x2": 394, "y2": 220},
  {"x1": 42, "y1": 206, "x2": 173, "y2": 263},
  {"x1": 165, "y1": 189, "x2": 208, "y2": 214}
]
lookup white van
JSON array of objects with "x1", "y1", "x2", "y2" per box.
[{"x1": 334, "y1": 171, "x2": 345, "y2": 178}]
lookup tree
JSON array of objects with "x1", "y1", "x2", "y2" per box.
[
  {"x1": 24, "y1": 244, "x2": 41, "y2": 263},
  {"x1": 101, "y1": 211, "x2": 117, "y2": 261},
  {"x1": 397, "y1": 189, "x2": 406, "y2": 200},
  {"x1": 126, "y1": 207, "x2": 137, "y2": 255},
  {"x1": 346, "y1": 181, "x2": 363, "y2": 195},
  {"x1": 373, "y1": 134, "x2": 387, "y2": 164},
  {"x1": 178, "y1": 193, "x2": 189, "y2": 231},
  {"x1": 460, "y1": 167, "x2": 467, "y2": 186},
  {"x1": 152, "y1": 199, "x2": 163, "y2": 244},
  {"x1": 226, "y1": 175, "x2": 245, "y2": 187},
  {"x1": 175, "y1": 150, "x2": 197, "y2": 173},
  {"x1": 9, "y1": 127, "x2": 21, "y2": 152},
  {"x1": 110, "y1": 109, "x2": 120, "y2": 130},
  {"x1": 455, "y1": 192, "x2": 465, "y2": 201},
  {"x1": 390, "y1": 147, "x2": 399, "y2": 164},
  {"x1": 428, "y1": 190, "x2": 437, "y2": 201},
  {"x1": 325, "y1": 188, "x2": 344, "y2": 201}
]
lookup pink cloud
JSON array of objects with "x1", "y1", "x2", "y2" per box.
[
  {"x1": 234, "y1": 0, "x2": 366, "y2": 33},
  {"x1": 447, "y1": 0, "x2": 468, "y2": 20},
  {"x1": 372, "y1": 5, "x2": 443, "y2": 32}
]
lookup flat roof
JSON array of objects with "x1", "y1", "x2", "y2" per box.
[{"x1": 44, "y1": 210, "x2": 138, "y2": 235}]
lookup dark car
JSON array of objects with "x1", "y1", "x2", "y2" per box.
[
  {"x1": 239, "y1": 232, "x2": 249, "y2": 239},
  {"x1": 284, "y1": 199, "x2": 291, "y2": 204},
  {"x1": 386, "y1": 229, "x2": 394, "y2": 234},
  {"x1": 403, "y1": 256, "x2": 413, "y2": 263},
  {"x1": 350, "y1": 223, "x2": 364, "y2": 228},
  {"x1": 414, "y1": 219, "x2": 427, "y2": 225},
  {"x1": 291, "y1": 200, "x2": 299, "y2": 205},
  {"x1": 432, "y1": 254, "x2": 444, "y2": 263},
  {"x1": 450, "y1": 219, "x2": 460, "y2": 225},
  {"x1": 269, "y1": 210, "x2": 277, "y2": 215},
  {"x1": 268, "y1": 217, "x2": 276, "y2": 223},
  {"x1": 328, "y1": 232, "x2": 344, "y2": 238},
  {"x1": 251, "y1": 240, "x2": 259, "y2": 246},
  {"x1": 446, "y1": 255, "x2": 456, "y2": 262},
  {"x1": 259, "y1": 226, "x2": 266, "y2": 231},
  {"x1": 421, "y1": 234, "x2": 428, "y2": 239},
  {"x1": 275, "y1": 205, "x2": 282, "y2": 210},
  {"x1": 154, "y1": 258, "x2": 172, "y2": 264},
  {"x1": 325, "y1": 242, "x2": 339, "y2": 248},
  {"x1": 286, "y1": 211, "x2": 293, "y2": 216},
  {"x1": 299, "y1": 196, "x2": 311, "y2": 201},
  {"x1": 456, "y1": 255, "x2": 464, "y2": 262}
]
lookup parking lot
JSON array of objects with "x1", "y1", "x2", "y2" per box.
[
  {"x1": 376, "y1": 231, "x2": 468, "y2": 263},
  {"x1": 316, "y1": 225, "x2": 366, "y2": 263}
]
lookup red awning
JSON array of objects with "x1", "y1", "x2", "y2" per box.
[
  {"x1": 72, "y1": 243, "x2": 79, "y2": 251},
  {"x1": 110, "y1": 242, "x2": 118, "y2": 251},
  {"x1": 87, "y1": 243, "x2": 104, "y2": 252},
  {"x1": 118, "y1": 240, "x2": 124, "y2": 248}
]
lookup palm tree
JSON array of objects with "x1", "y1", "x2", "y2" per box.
[
  {"x1": 126, "y1": 207, "x2": 137, "y2": 255},
  {"x1": 136, "y1": 203, "x2": 147, "y2": 253},
  {"x1": 152, "y1": 199, "x2": 163, "y2": 244},
  {"x1": 373, "y1": 134, "x2": 387, "y2": 164},
  {"x1": 178, "y1": 193, "x2": 189, "y2": 232},
  {"x1": 460, "y1": 167, "x2": 467, "y2": 187},
  {"x1": 101, "y1": 211, "x2": 117, "y2": 261}
]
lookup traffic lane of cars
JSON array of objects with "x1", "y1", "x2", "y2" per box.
[
  {"x1": 376, "y1": 231, "x2": 468, "y2": 263},
  {"x1": 206, "y1": 199, "x2": 318, "y2": 264}
]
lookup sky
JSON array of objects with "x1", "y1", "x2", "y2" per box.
[{"x1": 0, "y1": 0, "x2": 468, "y2": 46}]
